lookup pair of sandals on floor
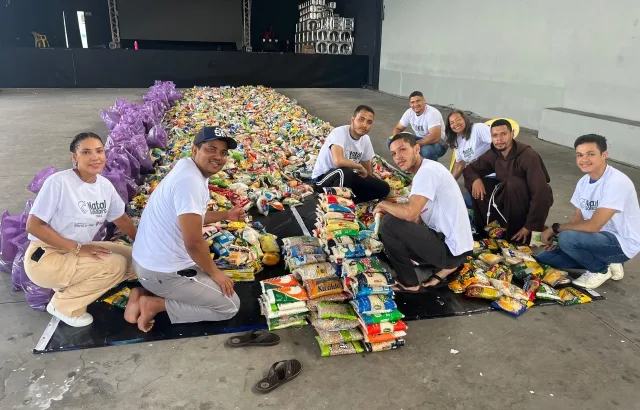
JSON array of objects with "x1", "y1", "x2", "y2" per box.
[
  {"x1": 226, "y1": 329, "x2": 301, "y2": 394},
  {"x1": 392, "y1": 273, "x2": 449, "y2": 293}
]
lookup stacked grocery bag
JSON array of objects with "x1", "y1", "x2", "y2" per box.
[{"x1": 258, "y1": 274, "x2": 310, "y2": 330}]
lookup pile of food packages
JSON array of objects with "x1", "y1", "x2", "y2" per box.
[
  {"x1": 448, "y1": 221, "x2": 593, "y2": 316},
  {"x1": 258, "y1": 187, "x2": 409, "y2": 356}
]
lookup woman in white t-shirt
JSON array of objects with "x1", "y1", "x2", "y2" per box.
[
  {"x1": 24, "y1": 133, "x2": 138, "y2": 328},
  {"x1": 445, "y1": 110, "x2": 494, "y2": 208}
]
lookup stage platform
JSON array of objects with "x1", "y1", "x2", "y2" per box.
[{"x1": 0, "y1": 48, "x2": 369, "y2": 89}]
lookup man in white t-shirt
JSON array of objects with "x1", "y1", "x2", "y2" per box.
[
  {"x1": 131, "y1": 126, "x2": 246, "y2": 332},
  {"x1": 374, "y1": 133, "x2": 473, "y2": 292},
  {"x1": 389, "y1": 91, "x2": 448, "y2": 161},
  {"x1": 312, "y1": 105, "x2": 390, "y2": 203},
  {"x1": 538, "y1": 134, "x2": 640, "y2": 289}
]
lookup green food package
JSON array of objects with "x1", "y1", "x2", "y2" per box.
[
  {"x1": 317, "y1": 302, "x2": 357, "y2": 320},
  {"x1": 315, "y1": 336, "x2": 365, "y2": 357}
]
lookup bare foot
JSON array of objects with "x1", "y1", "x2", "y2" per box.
[
  {"x1": 421, "y1": 267, "x2": 458, "y2": 288},
  {"x1": 124, "y1": 287, "x2": 149, "y2": 324},
  {"x1": 137, "y1": 295, "x2": 166, "y2": 333},
  {"x1": 392, "y1": 283, "x2": 421, "y2": 292}
]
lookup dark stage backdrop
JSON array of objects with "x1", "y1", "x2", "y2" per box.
[{"x1": 117, "y1": 0, "x2": 243, "y2": 47}]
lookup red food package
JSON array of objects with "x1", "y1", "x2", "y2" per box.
[
  {"x1": 362, "y1": 320, "x2": 408, "y2": 336},
  {"x1": 523, "y1": 275, "x2": 542, "y2": 301}
]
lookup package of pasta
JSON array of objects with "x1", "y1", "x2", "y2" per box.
[
  {"x1": 310, "y1": 311, "x2": 359, "y2": 331},
  {"x1": 478, "y1": 252, "x2": 503, "y2": 266},
  {"x1": 351, "y1": 295, "x2": 397, "y2": 315},
  {"x1": 103, "y1": 287, "x2": 131, "y2": 309},
  {"x1": 490, "y1": 296, "x2": 530, "y2": 317},
  {"x1": 489, "y1": 279, "x2": 529, "y2": 301},
  {"x1": 315, "y1": 337, "x2": 365, "y2": 357},
  {"x1": 558, "y1": 287, "x2": 592, "y2": 306},
  {"x1": 258, "y1": 234, "x2": 280, "y2": 254},
  {"x1": 287, "y1": 245, "x2": 324, "y2": 258},
  {"x1": 448, "y1": 278, "x2": 464, "y2": 293},
  {"x1": 285, "y1": 253, "x2": 328, "y2": 270},
  {"x1": 294, "y1": 263, "x2": 338, "y2": 281},
  {"x1": 361, "y1": 320, "x2": 408, "y2": 336},
  {"x1": 360, "y1": 309, "x2": 405, "y2": 325},
  {"x1": 540, "y1": 266, "x2": 570, "y2": 287},
  {"x1": 512, "y1": 261, "x2": 544, "y2": 281},
  {"x1": 459, "y1": 268, "x2": 491, "y2": 289},
  {"x1": 317, "y1": 302, "x2": 358, "y2": 320},
  {"x1": 341, "y1": 257, "x2": 386, "y2": 277},
  {"x1": 485, "y1": 263, "x2": 513, "y2": 282},
  {"x1": 365, "y1": 339, "x2": 405, "y2": 353},
  {"x1": 465, "y1": 285, "x2": 500, "y2": 300},
  {"x1": 364, "y1": 331, "x2": 406, "y2": 344},
  {"x1": 535, "y1": 283, "x2": 562, "y2": 302},
  {"x1": 305, "y1": 277, "x2": 344, "y2": 300},
  {"x1": 522, "y1": 275, "x2": 542, "y2": 301},
  {"x1": 322, "y1": 187, "x2": 354, "y2": 198},
  {"x1": 282, "y1": 236, "x2": 321, "y2": 248},
  {"x1": 316, "y1": 328, "x2": 364, "y2": 345},
  {"x1": 260, "y1": 274, "x2": 299, "y2": 292},
  {"x1": 306, "y1": 292, "x2": 352, "y2": 311},
  {"x1": 323, "y1": 212, "x2": 356, "y2": 222}
]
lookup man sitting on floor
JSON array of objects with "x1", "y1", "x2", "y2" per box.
[
  {"x1": 537, "y1": 134, "x2": 640, "y2": 289},
  {"x1": 390, "y1": 91, "x2": 448, "y2": 161},
  {"x1": 312, "y1": 105, "x2": 390, "y2": 203},
  {"x1": 131, "y1": 126, "x2": 245, "y2": 332},
  {"x1": 374, "y1": 133, "x2": 474, "y2": 291},
  {"x1": 463, "y1": 118, "x2": 553, "y2": 243}
]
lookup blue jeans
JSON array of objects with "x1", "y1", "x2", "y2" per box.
[
  {"x1": 536, "y1": 230, "x2": 629, "y2": 273},
  {"x1": 387, "y1": 137, "x2": 447, "y2": 161}
]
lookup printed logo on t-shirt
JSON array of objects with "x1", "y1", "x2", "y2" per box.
[
  {"x1": 580, "y1": 198, "x2": 599, "y2": 211},
  {"x1": 78, "y1": 200, "x2": 107, "y2": 217},
  {"x1": 462, "y1": 147, "x2": 474, "y2": 159},
  {"x1": 348, "y1": 151, "x2": 363, "y2": 162},
  {"x1": 413, "y1": 125, "x2": 425, "y2": 133},
  {"x1": 73, "y1": 222, "x2": 95, "y2": 228}
]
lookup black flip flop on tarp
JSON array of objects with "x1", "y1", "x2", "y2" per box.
[
  {"x1": 226, "y1": 329, "x2": 281, "y2": 347},
  {"x1": 254, "y1": 359, "x2": 302, "y2": 394},
  {"x1": 421, "y1": 274, "x2": 448, "y2": 289}
]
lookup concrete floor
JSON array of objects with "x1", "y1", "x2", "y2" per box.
[{"x1": 1, "y1": 88, "x2": 639, "y2": 410}]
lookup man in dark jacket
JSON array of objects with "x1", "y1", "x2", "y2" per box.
[{"x1": 463, "y1": 119, "x2": 553, "y2": 243}]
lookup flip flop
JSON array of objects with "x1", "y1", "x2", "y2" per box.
[
  {"x1": 254, "y1": 359, "x2": 302, "y2": 394},
  {"x1": 421, "y1": 274, "x2": 448, "y2": 289},
  {"x1": 226, "y1": 329, "x2": 281, "y2": 348}
]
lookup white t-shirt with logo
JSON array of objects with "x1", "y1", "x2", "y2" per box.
[
  {"x1": 312, "y1": 125, "x2": 375, "y2": 179},
  {"x1": 28, "y1": 169, "x2": 125, "y2": 244},
  {"x1": 410, "y1": 159, "x2": 474, "y2": 256},
  {"x1": 570, "y1": 165, "x2": 640, "y2": 258},
  {"x1": 133, "y1": 158, "x2": 210, "y2": 272},
  {"x1": 399, "y1": 106, "x2": 446, "y2": 144},
  {"x1": 455, "y1": 123, "x2": 492, "y2": 164}
]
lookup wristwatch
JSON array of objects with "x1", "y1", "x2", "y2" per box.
[{"x1": 552, "y1": 223, "x2": 560, "y2": 235}]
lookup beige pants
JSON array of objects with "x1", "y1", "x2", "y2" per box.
[{"x1": 24, "y1": 240, "x2": 132, "y2": 317}]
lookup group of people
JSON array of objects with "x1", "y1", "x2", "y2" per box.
[{"x1": 22, "y1": 91, "x2": 640, "y2": 330}]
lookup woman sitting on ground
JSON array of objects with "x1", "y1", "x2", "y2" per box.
[{"x1": 24, "y1": 132, "x2": 140, "y2": 328}]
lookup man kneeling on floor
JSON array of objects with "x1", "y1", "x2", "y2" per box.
[
  {"x1": 463, "y1": 118, "x2": 553, "y2": 243},
  {"x1": 537, "y1": 134, "x2": 640, "y2": 289},
  {"x1": 374, "y1": 133, "x2": 474, "y2": 291},
  {"x1": 130, "y1": 126, "x2": 245, "y2": 332},
  {"x1": 311, "y1": 105, "x2": 390, "y2": 203}
]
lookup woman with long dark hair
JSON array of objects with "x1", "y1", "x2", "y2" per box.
[
  {"x1": 24, "y1": 132, "x2": 138, "y2": 327},
  {"x1": 445, "y1": 110, "x2": 493, "y2": 181}
]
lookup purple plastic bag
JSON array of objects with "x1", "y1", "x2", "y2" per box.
[
  {"x1": 147, "y1": 124, "x2": 168, "y2": 149},
  {"x1": 100, "y1": 109, "x2": 121, "y2": 131},
  {"x1": 18, "y1": 249, "x2": 54, "y2": 312},
  {"x1": 0, "y1": 211, "x2": 13, "y2": 273},
  {"x1": 0, "y1": 213, "x2": 23, "y2": 270},
  {"x1": 10, "y1": 231, "x2": 28, "y2": 291},
  {"x1": 27, "y1": 166, "x2": 57, "y2": 194},
  {"x1": 101, "y1": 169, "x2": 128, "y2": 203}
]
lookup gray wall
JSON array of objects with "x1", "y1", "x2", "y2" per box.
[{"x1": 379, "y1": 0, "x2": 640, "y2": 129}]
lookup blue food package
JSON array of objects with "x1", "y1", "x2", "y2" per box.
[
  {"x1": 355, "y1": 271, "x2": 394, "y2": 288},
  {"x1": 327, "y1": 204, "x2": 354, "y2": 214},
  {"x1": 287, "y1": 245, "x2": 324, "y2": 258},
  {"x1": 212, "y1": 242, "x2": 230, "y2": 257},
  {"x1": 490, "y1": 296, "x2": 529, "y2": 317},
  {"x1": 350, "y1": 295, "x2": 397, "y2": 315},
  {"x1": 213, "y1": 230, "x2": 235, "y2": 245},
  {"x1": 330, "y1": 244, "x2": 370, "y2": 259}
]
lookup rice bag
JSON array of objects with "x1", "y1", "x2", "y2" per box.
[
  {"x1": 315, "y1": 337, "x2": 365, "y2": 357},
  {"x1": 345, "y1": 278, "x2": 393, "y2": 299},
  {"x1": 325, "y1": 221, "x2": 360, "y2": 233},
  {"x1": 260, "y1": 274, "x2": 299, "y2": 292},
  {"x1": 351, "y1": 295, "x2": 397, "y2": 315},
  {"x1": 305, "y1": 278, "x2": 344, "y2": 299},
  {"x1": 478, "y1": 253, "x2": 503, "y2": 266},
  {"x1": 360, "y1": 309, "x2": 405, "y2": 325},
  {"x1": 361, "y1": 237, "x2": 384, "y2": 254},
  {"x1": 241, "y1": 226, "x2": 261, "y2": 247},
  {"x1": 282, "y1": 236, "x2": 321, "y2": 248},
  {"x1": 361, "y1": 320, "x2": 408, "y2": 336},
  {"x1": 512, "y1": 261, "x2": 544, "y2": 281},
  {"x1": 490, "y1": 296, "x2": 530, "y2": 317},
  {"x1": 310, "y1": 311, "x2": 359, "y2": 331},
  {"x1": 285, "y1": 253, "x2": 328, "y2": 270},
  {"x1": 522, "y1": 275, "x2": 542, "y2": 301},
  {"x1": 489, "y1": 279, "x2": 529, "y2": 301},
  {"x1": 102, "y1": 287, "x2": 131, "y2": 309},
  {"x1": 364, "y1": 331, "x2": 406, "y2": 344},
  {"x1": 354, "y1": 272, "x2": 394, "y2": 288},
  {"x1": 322, "y1": 187, "x2": 353, "y2": 198},
  {"x1": 326, "y1": 228, "x2": 360, "y2": 238},
  {"x1": 341, "y1": 257, "x2": 386, "y2": 277},
  {"x1": 325, "y1": 204, "x2": 355, "y2": 214},
  {"x1": 323, "y1": 212, "x2": 356, "y2": 222},
  {"x1": 267, "y1": 318, "x2": 307, "y2": 331},
  {"x1": 322, "y1": 194, "x2": 356, "y2": 209},
  {"x1": 535, "y1": 283, "x2": 562, "y2": 302},
  {"x1": 485, "y1": 263, "x2": 513, "y2": 282},
  {"x1": 316, "y1": 328, "x2": 364, "y2": 345},
  {"x1": 317, "y1": 302, "x2": 358, "y2": 320},
  {"x1": 465, "y1": 285, "x2": 500, "y2": 300},
  {"x1": 306, "y1": 292, "x2": 351, "y2": 311},
  {"x1": 558, "y1": 287, "x2": 592, "y2": 306},
  {"x1": 540, "y1": 265, "x2": 570, "y2": 287},
  {"x1": 293, "y1": 263, "x2": 338, "y2": 281},
  {"x1": 365, "y1": 339, "x2": 405, "y2": 353},
  {"x1": 287, "y1": 245, "x2": 324, "y2": 258},
  {"x1": 258, "y1": 234, "x2": 280, "y2": 253},
  {"x1": 330, "y1": 244, "x2": 371, "y2": 261},
  {"x1": 325, "y1": 236, "x2": 355, "y2": 247},
  {"x1": 267, "y1": 286, "x2": 309, "y2": 306}
]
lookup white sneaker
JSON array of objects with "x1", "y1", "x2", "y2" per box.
[
  {"x1": 610, "y1": 263, "x2": 624, "y2": 281},
  {"x1": 46, "y1": 302, "x2": 94, "y2": 327},
  {"x1": 572, "y1": 269, "x2": 612, "y2": 289}
]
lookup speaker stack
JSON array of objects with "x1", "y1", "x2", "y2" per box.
[{"x1": 295, "y1": 1, "x2": 354, "y2": 55}]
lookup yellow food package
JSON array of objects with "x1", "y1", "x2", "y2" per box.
[
  {"x1": 227, "y1": 222, "x2": 247, "y2": 231},
  {"x1": 259, "y1": 233, "x2": 280, "y2": 253},
  {"x1": 478, "y1": 253, "x2": 503, "y2": 266},
  {"x1": 448, "y1": 279, "x2": 464, "y2": 293},
  {"x1": 103, "y1": 287, "x2": 131, "y2": 309},
  {"x1": 263, "y1": 252, "x2": 281, "y2": 266}
]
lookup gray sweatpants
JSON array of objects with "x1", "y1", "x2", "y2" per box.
[{"x1": 133, "y1": 260, "x2": 240, "y2": 324}]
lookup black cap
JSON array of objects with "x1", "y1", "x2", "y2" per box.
[{"x1": 193, "y1": 126, "x2": 237, "y2": 149}]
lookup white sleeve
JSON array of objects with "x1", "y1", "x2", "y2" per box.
[
  {"x1": 173, "y1": 177, "x2": 207, "y2": 217},
  {"x1": 105, "y1": 182, "x2": 126, "y2": 222},
  {"x1": 569, "y1": 183, "x2": 581, "y2": 209},
  {"x1": 410, "y1": 168, "x2": 438, "y2": 202},
  {"x1": 426, "y1": 109, "x2": 443, "y2": 131},
  {"x1": 475, "y1": 123, "x2": 492, "y2": 144},
  {"x1": 598, "y1": 177, "x2": 629, "y2": 212},
  {"x1": 455, "y1": 144, "x2": 465, "y2": 163},
  {"x1": 399, "y1": 110, "x2": 411, "y2": 128},
  {"x1": 327, "y1": 128, "x2": 345, "y2": 150},
  {"x1": 29, "y1": 177, "x2": 61, "y2": 224},
  {"x1": 362, "y1": 138, "x2": 375, "y2": 162}
]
